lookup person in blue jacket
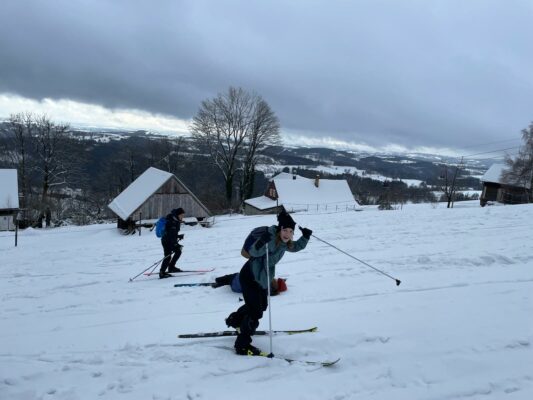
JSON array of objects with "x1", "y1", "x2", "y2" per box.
[
  {"x1": 159, "y1": 208, "x2": 185, "y2": 279},
  {"x1": 225, "y1": 211, "x2": 312, "y2": 356}
]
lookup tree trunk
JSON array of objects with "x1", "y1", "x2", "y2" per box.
[
  {"x1": 225, "y1": 174, "x2": 234, "y2": 205},
  {"x1": 42, "y1": 165, "x2": 49, "y2": 203}
]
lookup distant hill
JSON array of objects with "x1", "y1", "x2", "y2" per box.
[{"x1": 63, "y1": 126, "x2": 493, "y2": 189}]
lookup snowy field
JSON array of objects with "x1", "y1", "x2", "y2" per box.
[{"x1": 1, "y1": 201, "x2": 532, "y2": 400}]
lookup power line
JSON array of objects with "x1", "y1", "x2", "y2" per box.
[
  {"x1": 477, "y1": 152, "x2": 519, "y2": 161},
  {"x1": 462, "y1": 146, "x2": 521, "y2": 158},
  {"x1": 460, "y1": 137, "x2": 522, "y2": 150}
]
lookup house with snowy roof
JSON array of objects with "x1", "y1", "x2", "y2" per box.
[
  {"x1": 244, "y1": 172, "x2": 362, "y2": 215},
  {"x1": 480, "y1": 164, "x2": 531, "y2": 206},
  {"x1": 0, "y1": 169, "x2": 20, "y2": 231},
  {"x1": 108, "y1": 167, "x2": 211, "y2": 230}
]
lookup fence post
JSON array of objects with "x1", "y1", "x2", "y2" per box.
[{"x1": 15, "y1": 212, "x2": 19, "y2": 247}]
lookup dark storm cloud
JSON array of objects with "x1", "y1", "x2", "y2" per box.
[{"x1": 1, "y1": 0, "x2": 533, "y2": 150}]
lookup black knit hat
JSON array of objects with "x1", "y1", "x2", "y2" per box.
[
  {"x1": 172, "y1": 208, "x2": 185, "y2": 217},
  {"x1": 277, "y1": 210, "x2": 296, "y2": 230}
]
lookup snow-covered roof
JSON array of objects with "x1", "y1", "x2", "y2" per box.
[
  {"x1": 244, "y1": 195, "x2": 279, "y2": 211},
  {"x1": 481, "y1": 164, "x2": 531, "y2": 189},
  {"x1": 0, "y1": 169, "x2": 19, "y2": 210},
  {"x1": 481, "y1": 164, "x2": 506, "y2": 184},
  {"x1": 245, "y1": 175, "x2": 361, "y2": 212},
  {"x1": 108, "y1": 167, "x2": 174, "y2": 220}
]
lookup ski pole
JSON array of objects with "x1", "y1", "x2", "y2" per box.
[
  {"x1": 128, "y1": 254, "x2": 171, "y2": 282},
  {"x1": 311, "y1": 234, "x2": 402, "y2": 286},
  {"x1": 146, "y1": 257, "x2": 163, "y2": 276},
  {"x1": 265, "y1": 242, "x2": 274, "y2": 357}
]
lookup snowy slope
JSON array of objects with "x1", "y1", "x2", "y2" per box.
[{"x1": 1, "y1": 202, "x2": 532, "y2": 400}]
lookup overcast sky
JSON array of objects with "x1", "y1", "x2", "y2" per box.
[{"x1": 1, "y1": 0, "x2": 533, "y2": 155}]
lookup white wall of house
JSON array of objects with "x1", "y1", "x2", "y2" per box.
[{"x1": 0, "y1": 214, "x2": 15, "y2": 231}]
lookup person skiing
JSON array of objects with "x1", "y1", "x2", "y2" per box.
[
  {"x1": 159, "y1": 207, "x2": 186, "y2": 279},
  {"x1": 225, "y1": 210, "x2": 312, "y2": 356},
  {"x1": 212, "y1": 272, "x2": 288, "y2": 296}
]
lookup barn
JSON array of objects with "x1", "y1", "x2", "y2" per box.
[
  {"x1": 108, "y1": 167, "x2": 211, "y2": 231},
  {"x1": 480, "y1": 164, "x2": 531, "y2": 206},
  {"x1": 0, "y1": 169, "x2": 20, "y2": 231},
  {"x1": 244, "y1": 172, "x2": 362, "y2": 215}
]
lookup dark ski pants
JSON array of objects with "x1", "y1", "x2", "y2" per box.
[
  {"x1": 160, "y1": 242, "x2": 182, "y2": 273},
  {"x1": 215, "y1": 273, "x2": 238, "y2": 287},
  {"x1": 231, "y1": 262, "x2": 268, "y2": 349}
]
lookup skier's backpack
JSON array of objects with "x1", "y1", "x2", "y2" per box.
[
  {"x1": 155, "y1": 217, "x2": 167, "y2": 238},
  {"x1": 241, "y1": 226, "x2": 269, "y2": 258}
]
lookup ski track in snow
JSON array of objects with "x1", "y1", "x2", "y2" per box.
[{"x1": 1, "y1": 202, "x2": 533, "y2": 399}]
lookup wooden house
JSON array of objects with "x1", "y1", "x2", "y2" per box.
[
  {"x1": 0, "y1": 169, "x2": 20, "y2": 231},
  {"x1": 480, "y1": 164, "x2": 531, "y2": 206},
  {"x1": 244, "y1": 172, "x2": 362, "y2": 215},
  {"x1": 108, "y1": 167, "x2": 211, "y2": 230}
]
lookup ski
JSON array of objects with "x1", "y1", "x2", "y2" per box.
[
  {"x1": 178, "y1": 327, "x2": 317, "y2": 338},
  {"x1": 173, "y1": 282, "x2": 215, "y2": 287},
  {"x1": 144, "y1": 268, "x2": 215, "y2": 277},
  {"x1": 252, "y1": 352, "x2": 340, "y2": 367},
  {"x1": 214, "y1": 346, "x2": 339, "y2": 367}
]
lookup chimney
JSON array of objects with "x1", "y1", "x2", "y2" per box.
[{"x1": 314, "y1": 174, "x2": 320, "y2": 188}]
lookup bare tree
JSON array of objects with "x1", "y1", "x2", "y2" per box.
[
  {"x1": 240, "y1": 98, "x2": 281, "y2": 202},
  {"x1": 1, "y1": 113, "x2": 34, "y2": 208},
  {"x1": 32, "y1": 115, "x2": 71, "y2": 204},
  {"x1": 190, "y1": 87, "x2": 280, "y2": 207},
  {"x1": 438, "y1": 158, "x2": 463, "y2": 208},
  {"x1": 503, "y1": 122, "x2": 533, "y2": 202}
]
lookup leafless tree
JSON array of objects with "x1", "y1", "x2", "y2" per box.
[
  {"x1": 503, "y1": 122, "x2": 533, "y2": 201},
  {"x1": 190, "y1": 87, "x2": 280, "y2": 207},
  {"x1": 240, "y1": 98, "x2": 281, "y2": 202},
  {"x1": 438, "y1": 158, "x2": 463, "y2": 208},
  {"x1": 1, "y1": 113, "x2": 34, "y2": 208},
  {"x1": 32, "y1": 115, "x2": 71, "y2": 204}
]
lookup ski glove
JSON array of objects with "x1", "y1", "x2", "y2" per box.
[
  {"x1": 177, "y1": 234, "x2": 184, "y2": 240},
  {"x1": 299, "y1": 226, "x2": 312, "y2": 239},
  {"x1": 255, "y1": 230, "x2": 273, "y2": 250}
]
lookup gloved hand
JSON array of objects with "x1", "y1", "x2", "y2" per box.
[
  {"x1": 299, "y1": 226, "x2": 312, "y2": 239},
  {"x1": 177, "y1": 234, "x2": 184, "y2": 240},
  {"x1": 254, "y1": 230, "x2": 273, "y2": 250},
  {"x1": 173, "y1": 243, "x2": 183, "y2": 252}
]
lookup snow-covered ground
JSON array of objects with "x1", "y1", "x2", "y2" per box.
[{"x1": 1, "y1": 201, "x2": 532, "y2": 399}]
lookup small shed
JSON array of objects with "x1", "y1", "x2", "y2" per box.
[
  {"x1": 480, "y1": 164, "x2": 531, "y2": 206},
  {"x1": 244, "y1": 172, "x2": 362, "y2": 215},
  {"x1": 108, "y1": 167, "x2": 211, "y2": 230},
  {"x1": 0, "y1": 169, "x2": 20, "y2": 231}
]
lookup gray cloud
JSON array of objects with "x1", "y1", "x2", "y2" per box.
[{"x1": 1, "y1": 0, "x2": 533, "y2": 151}]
